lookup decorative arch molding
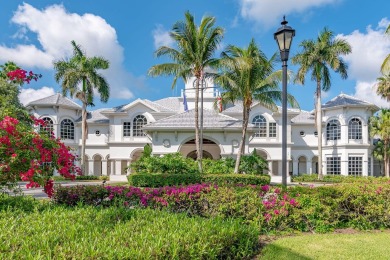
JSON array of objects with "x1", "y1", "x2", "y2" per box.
[
  {"x1": 130, "y1": 148, "x2": 144, "y2": 160},
  {"x1": 346, "y1": 115, "x2": 366, "y2": 125},
  {"x1": 92, "y1": 153, "x2": 103, "y2": 160},
  {"x1": 178, "y1": 135, "x2": 225, "y2": 155},
  {"x1": 39, "y1": 115, "x2": 57, "y2": 124},
  {"x1": 252, "y1": 148, "x2": 271, "y2": 160}
]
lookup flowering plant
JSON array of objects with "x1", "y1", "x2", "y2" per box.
[
  {"x1": 6, "y1": 69, "x2": 41, "y2": 85},
  {"x1": 0, "y1": 116, "x2": 80, "y2": 197}
]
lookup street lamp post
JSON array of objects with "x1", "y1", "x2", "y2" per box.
[{"x1": 274, "y1": 16, "x2": 295, "y2": 187}]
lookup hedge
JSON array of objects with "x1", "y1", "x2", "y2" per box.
[
  {"x1": 292, "y1": 174, "x2": 390, "y2": 184},
  {"x1": 52, "y1": 175, "x2": 109, "y2": 181},
  {"x1": 128, "y1": 173, "x2": 270, "y2": 187}
]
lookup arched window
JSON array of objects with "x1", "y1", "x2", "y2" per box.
[
  {"x1": 60, "y1": 119, "x2": 74, "y2": 140},
  {"x1": 253, "y1": 115, "x2": 267, "y2": 137},
  {"x1": 40, "y1": 117, "x2": 54, "y2": 134},
  {"x1": 326, "y1": 119, "x2": 341, "y2": 141},
  {"x1": 348, "y1": 118, "x2": 362, "y2": 140},
  {"x1": 133, "y1": 115, "x2": 147, "y2": 136}
]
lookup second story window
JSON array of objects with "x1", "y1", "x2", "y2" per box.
[
  {"x1": 40, "y1": 117, "x2": 54, "y2": 134},
  {"x1": 269, "y1": 122, "x2": 277, "y2": 137},
  {"x1": 348, "y1": 118, "x2": 362, "y2": 140},
  {"x1": 326, "y1": 119, "x2": 341, "y2": 141},
  {"x1": 60, "y1": 119, "x2": 74, "y2": 140},
  {"x1": 123, "y1": 122, "x2": 131, "y2": 137},
  {"x1": 133, "y1": 115, "x2": 147, "y2": 136},
  {"x1": 253, "y1": 115, "x2": 267, "y2": 137}
]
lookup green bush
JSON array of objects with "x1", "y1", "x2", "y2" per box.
[
  {"x1": 239, "y1": 150, "x2": 268, "y2": 174},
  {"x1": 292, "y1": 174, "x2": 390, "y2": 184},
  {"x1": 53, "y1": 185, "x2": 109, "y2": 206},
  {"x1": 203, "y1": 174, "x2": 271, "y2": 186},
  {"x1": 203, "y1": 158, "x2": 235, "y2": 174},
  {"x1": 130, "y1": 153, "x2": 199, "y2": 175},
  {"x1": 52, "y1": 175, "x2": 104, "y2": 181},
  {"x1": 128, "y1": 173, "x2": 202, "y2": 187},
  {"x1": 0, "y1": 201, "x2": 259, "y2": 259}
]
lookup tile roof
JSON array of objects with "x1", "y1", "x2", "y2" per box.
[
  {"x1": 27, "y1": 93, "x2": 81, "y2": 109},
  {"x1": 153, "y1": 97, "x2": 181, "y2": 112},
  {"x1": 291, "y1": 110, "x2": 315, "y2": 124},
  {"x1": 322, "y1": 93, "x2": 376, "y2": 109},
  {"x1": 76, "y1": 108, "x2": 109, "y2": 124},
  {"x1": 144, "y1": 108, "x2": 252, "y2": 130}
]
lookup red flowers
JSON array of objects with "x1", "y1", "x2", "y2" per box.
[{"x1": 6, "y1": 69, "x2": 41, "y2": 84}]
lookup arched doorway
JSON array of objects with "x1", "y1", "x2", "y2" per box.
[
  {"x1": 180, "y1": 138, "x2": 221, "y2": 159},
  {"x1": 312, "y1": 156, "x2": 318, "y2": 174},
  {"x1": 93, "y1": 154, "x2": 102, "y2": 176},
  {"x1": 298, "y1": 156, "x2": 307, "y2": 175}
]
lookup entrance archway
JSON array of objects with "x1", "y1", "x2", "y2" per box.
[
  {"x1": 180, "y1": 138, "x2": 221, "y2": 159},
  {"x1": 93, "y1": 154, "x2": 102, "y2": 176},
  {"x1": 298, "y1": 156, "x2": 307, "y2": 175},
  {"x1": 312, "y1": 156, "x2": 318, "y2": 174}
]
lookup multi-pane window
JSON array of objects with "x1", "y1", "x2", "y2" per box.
[
  {"x1": 326, "y1": 119, "x2": 341, "y2": 141},
  {"x1": 348, "y1": 118, "x2": 362, "y2": 140},
  {"x1": 368, "y1": 157, "x2": 371, "y2": 176},
  {"x1": 123, "y1": 122, "x2": 131, "y2": 137},
  {"x1": 253, "y1": 115, "x2": 267, "y2": 137},
  {"x1": 60, "y1": 119, "x2": 74, "y2": 140},
  {"x1": 40, "y1": 117, "x2": 54, "y2": 134},
  {"x1": 269, "y1": 122, "x2": 277, "y2": 137},
  {"x1": 133, "y1": 115, "x2": 147, "y2": 136},
  {"x1": 348, "y1": 156, "x2": 362, "y2": 176},
  {"x1": 326, "y1": 157, "x2": 341, "y2": 175}
]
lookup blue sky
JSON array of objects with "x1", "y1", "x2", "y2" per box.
[{"x1": 0, "y1": 0, "x2": 389, "y2": 111}]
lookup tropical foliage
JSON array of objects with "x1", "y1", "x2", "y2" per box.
[
  {"x1": 370, "y1": 109, "x2": 390, "y2": 177},
  {"x1": 292, "y1": 28, "x2": 352, "y2": 179},
  {"x1": 380, "y1": 24, "x2": 390, "y2": 74},
  {"x1": 216, "y1": 39, "x2": 299, "y2": 173},
  {"x1": 53, "y1": 41, "x2": 110, "y2": 174},
  {"x1": 148, "y1": 12, "x2": 224, "y2": 172}
]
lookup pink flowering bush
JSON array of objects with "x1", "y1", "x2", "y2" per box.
[
  {"x1": 6, "y1": 69, "x2": 41, "y2": 85},
  {"x1": 0, "y1": 116, "x2": 80, "y2": 197}
]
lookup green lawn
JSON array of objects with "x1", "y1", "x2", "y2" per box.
[{"x1": 260, "y1": 232, "x2": 390, "y2": 259}]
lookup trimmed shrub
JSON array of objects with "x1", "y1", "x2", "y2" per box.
[
  {"x1": 52, "y1": 175, "x2": 105, "y2": 181},
  {"x1": 292, "y1": 174, "x2": 390, "y2": 184},
  {"x1": 53, "y1": 185, "x2": 109, "y2": 206},
  {"x1": 128, "y1": 173, "x2": 202, "y2": 187},
  {"x1": 202, "y1": 158, "x2": 235, "y2": 174},
  {"x1": 203, "y1": 174, "x2": 271, "y2": 186},
  {"x1": 0, "y1": 201, "x2": 259, "y2": 259}
]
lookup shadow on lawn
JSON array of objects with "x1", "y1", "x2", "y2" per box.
[{"x1": 259, "y1": 244, "x2": 312, "y2": 260}]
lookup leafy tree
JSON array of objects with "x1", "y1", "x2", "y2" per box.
[
  {"x1": 381, "y1": 25, "x2": 390, "y2": 74},
  {"x1": 370, "y1": 109, "x2": 390, "y2": 177},
  {"x1": 216, "y1": 39, "x2": 299, "y2": 173},
  {"x1": 53, "y1": 41, "x2": 110, "y2": 175},
  {"x1": 148, "y1": 12, "x2": 224, "y2": 173},
  {"x1": 376, "y1": 73, "x2": 390, "y2": 101},
  {"x1": 291, "y1": 28, "x2": 351, "y2": 179}
]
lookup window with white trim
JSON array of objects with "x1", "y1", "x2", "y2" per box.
[
  {"x1": 133, "y1": 115, "x2": 147, "y2": 136},
  {"x1": 326, "y1": 157, "x2": 341, "y2": 175},
  {"x1": 269, "y1": 122, "x2": 276, "y2": 137},
  {"x1": 326, "y1": 119, "x2": 341, "y2": 141},
  {"x1": 253, "y1": 115, "x2": 267, "y2": 137},
  {"x1": 60, "y1": 119, "x2": 74, "y2": 140},
  {"x1": 123, "y1": 122, "x2": 131, "y2": 137},
  {"x1": 40, "y1": 117, "x2": 54, "y2": 134},
  {"x1": 368, "y1": 157, "x2": 371, "y2": 176},
  {"x1": 348, "y1": 118, "x2": 362, "y2": 140},
  {"x1": 348, "y1": 156, "x2": 362, "y2": 176}
]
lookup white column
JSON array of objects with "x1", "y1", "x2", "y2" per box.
[
  {"x1": 115, "y1": 160, "x2": 122, "y2": 175},
  {"x1": 293, "y1": 160, "x2": 299, "y2": 175},
  {"x1": 277, "y1": 160, "x2": 282, "y2": 176},
  {"x1": 88, "y1": 159, "x2": 94, "y2": 176},
  {"x1": 307, "y1": 160, "x2": 312, "y2": 175},
  {"x1": 110, "y1": 160, "x2": 115, "y2": 175},
  {"x1": 102, "y1": 160, "x2": 107, "y2": 176},
  {"x1": 127, "y1": 160, "x2": 131, "y2": 175},
  {"x1": 268, "y1": 161, "x2": 273, "y2": 175}
]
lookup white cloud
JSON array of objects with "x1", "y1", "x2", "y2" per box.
[
  {"x1": 338, "y1": 18, "x2": 390, "y2": 82},
  {"x1": 238, "y1": 0, "x2": 339, "y2": 28},
  {"x1": 353, "y1": 81, "x2": 390, "y2": 109},
  {"x1": 19, "y1": 86, "x2": 55, "y2": 105},
  {"x1": 152, "y1": 24, "x2": 174, "y2": 49},
  {"x1": 337, "y1": 18, "x2": 390, "y2": 107},
  {"x1": 0, "y1": 3, "x2": 140, "y2": 100}
]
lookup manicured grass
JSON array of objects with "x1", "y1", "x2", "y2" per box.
[
  {"x1": 0, "y1": 196, "x2": 259, "y2": 259},
  {"x1": 260, "y1": 231, "x2": 390, "y2": 259}
]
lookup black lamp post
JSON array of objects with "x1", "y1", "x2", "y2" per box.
[{"x1": 274, "y1": 16, "x2": 295, "y2": 187}]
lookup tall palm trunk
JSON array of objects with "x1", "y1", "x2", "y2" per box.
[
  {"x1": 194, "y1": 77, "x2": 203, "y2": 173},
  {"x1": 81, "y1": 79, "x2": 87, "y2": 175},
  {"x1": 316, "y1": 81, "x2": 323, "y2": 180},
  {"x1": 234, "y1": 106, "x2": 250, "y2": 173},
  {"x1": 385, "y1": 142, "x2": 389, "y2": 177}
]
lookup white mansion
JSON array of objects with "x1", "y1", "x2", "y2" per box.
[{"x1": 26, "y1": 78, "x2": 380, "y2": 181}]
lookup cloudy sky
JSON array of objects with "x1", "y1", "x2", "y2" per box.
[{"x1": 0, "y1": 0, "x2": 389, "y2": 110}]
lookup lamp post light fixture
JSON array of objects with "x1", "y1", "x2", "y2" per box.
[{"x1": 274, "y1": 16, "x2": 295, "y2": 187}]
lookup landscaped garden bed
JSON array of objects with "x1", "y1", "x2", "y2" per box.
[{"x1": 292, "y1": 174, "x2": 390, "y2": 184}]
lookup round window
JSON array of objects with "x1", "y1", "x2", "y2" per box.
[
  {"x1": 95, "y1": 130, "x2": 101, "y2": 136},
  {"x1": 300, "y1": 131, "x2": 305, "y2": 136}
]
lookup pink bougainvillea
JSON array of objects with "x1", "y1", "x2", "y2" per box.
[
  {"x1": 6, "y1": 69, "x2": 41, "y2": 84},
  {"x1": 0, "y1": 116, "x2": 80, "y2": 197}
]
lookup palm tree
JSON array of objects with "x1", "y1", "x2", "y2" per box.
[
  {"x1": 291, "y1": 28, "x2": 351, "y2": 179},
  {"x1": 216, "y1": 39, "x2": 299, "y2": 173},
  {"x1": 370, "y1": 109, "x2": 390, "y2": 177},
  {"x1": 381, "y1": 25, "x2": 390, "y2": 74},
  {"x1": 53, "y1": 41, "x2": 110, "y2": 175},
  {"x1": 376, "y1": 73, "x2": 390, "y2": 101},
  {"x1": 148, "y1": 12, "x2": 224, "y2": 173}
]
